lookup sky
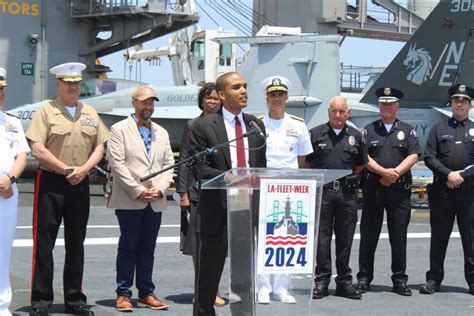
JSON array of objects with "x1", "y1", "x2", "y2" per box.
[{"x1": 100, "y1": 0, "x2": 429, "y2": 88}]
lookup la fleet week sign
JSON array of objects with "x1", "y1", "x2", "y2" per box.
[{"x1": 257, "y1": 178, "x2": 317, "y2": 274}]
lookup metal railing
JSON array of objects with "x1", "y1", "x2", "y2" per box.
[{"x1": 70, "y1": 0, "x2": 191, "y2": 17}]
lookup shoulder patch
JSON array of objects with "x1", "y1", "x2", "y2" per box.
[
  {"x1": 289, "y1": 114, "x2": 305, "y2": 122},
  {"x1": 410, "y1": 128, "x2": 417, "y2": 138},
  {"x1": 4, "y1": 111, "x2": 20, "y2": 119}
]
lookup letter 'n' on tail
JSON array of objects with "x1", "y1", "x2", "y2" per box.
[{"x1": 360, "y1": 0, "x2": 474, "y2": 108}]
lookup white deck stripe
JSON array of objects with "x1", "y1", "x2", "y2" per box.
[
  {"x1": 12, "y1": 232, "x2": 460, "y2": 248},
  {"x1": 16, "y1": 224, "x2": 179, "y2": 229}
]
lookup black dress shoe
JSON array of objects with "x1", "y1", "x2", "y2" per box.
[
  {"x1": 31, "y1": 308, "x2": 50, "y2": 316},
  {"x1": 392, "y1": 283, "x2": 412, "y2": 296},
  {"x1": 468, "y1": 285, "x2": 474, "y2": 295},
  {"x1": 65, "y1": 305, "x2": 95, "y2": 316},
  {"x1": 419, "y1": 281, "x2": 440, "y2": 294},
  {"x1": 312, "y1": 284, "x2": 329, "y2": 299},
  {"x1": 355, "y1": 279, "x2": 370, "y2": 293},
  {"x1": 335, "y1": 285, "x2": 362, "y2": 299}
]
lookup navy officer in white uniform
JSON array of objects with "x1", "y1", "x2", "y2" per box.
[
  {"x1": 0, "y1": 67, "x2": 30, "y2": 316},
  {"x1": 256, "y1": 75, "x2": 313, "y2": 304}
]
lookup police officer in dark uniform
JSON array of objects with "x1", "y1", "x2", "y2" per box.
[
  {"x1": 307, "y1": 96, "x2": 368, "y2": 299},
  {"x1": 356, "y1": 87, "x2": 419, "y2": 296},
  {"x1": 420, "y1": 84, "x2": 474, "y2": 295}
]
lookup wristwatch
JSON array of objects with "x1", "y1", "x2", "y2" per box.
[{"x1": 8, "y1": 174, "x2": 17, "y2": 184}]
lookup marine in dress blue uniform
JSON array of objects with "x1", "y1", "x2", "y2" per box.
[
  {"x1": 420, "y1": 84, "x2": 474, "y2": 296},
  {"x1": 0, "y1": 68, "x2": 29, "y2": 316},
  {"x1": 256, "y1": 76, "x2": 313, "y2": 304},
  {"x1": 356, "y1": 87, "x2": 420, "y2": 296},
  {"x1": 307, "y1": 96, "x2": 368, "y2": 300}
]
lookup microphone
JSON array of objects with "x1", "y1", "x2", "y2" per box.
[{"x1": 249, "y1": 120, "x2": 266, "y2": 138}]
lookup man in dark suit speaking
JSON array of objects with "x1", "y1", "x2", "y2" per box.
[{"x1": 189, "y1": 72, "x2": 267, "y2": 315}]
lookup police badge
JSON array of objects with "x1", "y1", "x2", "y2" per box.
[
  {"x1": 348, "y1": 135, "x2": 355, "y2": 146},
  {"x1": 397, "y1": 131, "x2": 405, "y2": 140},
  {"x1": 384, "y1": 87, "x2": 391, "y2": 95},
  {"x1": 469, "y1": 128, "x2": 474, "y2": 136}
]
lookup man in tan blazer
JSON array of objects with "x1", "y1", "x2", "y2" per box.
[{"x1": 107, "y1": 85, "x2": 174, "y2": 312}]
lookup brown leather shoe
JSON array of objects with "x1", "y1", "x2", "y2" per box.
[
  {"x1": 116, "y1": 296, "x2": 133, "y2": 312},
  {"x1": 138, "y1": 294, "x2": 169, "y2": 310},
  {"x1": 214, "y1": 295, "x2": 225, "y2": 307}
]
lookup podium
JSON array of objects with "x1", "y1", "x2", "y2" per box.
[{"x1": 202, "y1": 167, "x2": 351, "y2": 315}]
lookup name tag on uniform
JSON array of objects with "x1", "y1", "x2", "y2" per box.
[
  {"x1": 80, "y1": 117, "x2": 98, "y2": 128},
  {"x1": 4, "y1": 122, "x2": 18, "y2": 133}
]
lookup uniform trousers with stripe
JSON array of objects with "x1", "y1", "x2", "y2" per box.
[
  {"x1": 357, "y1": 180, "x2": 411, "y2": 285},
  {"x1": 0, "y1": 184, "x2": 18, "y2": 316},
  {"x1": 426, "y1": 182, "x2": 474, "y2": 286},
  {"x1": 314, "y1": 187, "x2": 358, "y2": 286},
  {"x1": 31, "y1": 170, "x2": 90, "y2": 310}
]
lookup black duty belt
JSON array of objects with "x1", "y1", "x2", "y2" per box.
[
  {"x1": 364, "y1": 171, "x2": 411, "y2": 189},
  {"x1": 323, "y1": 175, "x2": 358, "y2": 191}
]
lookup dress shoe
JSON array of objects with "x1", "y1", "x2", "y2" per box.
[
  {"x1": 355, "y1": 279, "x2": 370, "y2": 293},
  {"x1": 138, "y1": 294, "x2": 169, "y2": 310},
  {"x1": 257, "y1": 291, "x2": 270, "y2": 304},
  {"x1": 335, "y1": 285, "x2": 362, "y2": 300},
  {"x1": 214, "y1": 295, "x2": 225, "y2": 307},
  {"x1": 392, "y1": 283, "x2": 412, "y2": 296},
  {"x1": 312, "y1": 284, "x2": 329, "y2": 299},
  {"x1": 64, "y1": 305, "x2": 95, "y2": 315},
  {"x1": 228, "y1": 291, "x2": 242, "y2": 302},
  {"x1": 469, "y1": 285, "x2": 474, "y2": 295},
  {"x1": 419, "y1": 281, "x2": 440, "y2": 294},
  {"x1": 31, "y1": 308, "x2": 50, "y2": 316},
  {"x1": 116, "y1": 295, "x2": 133, "y2": 312},
  {"x1": 273, "y1": 292, "x2": 296, "y2": 304}
]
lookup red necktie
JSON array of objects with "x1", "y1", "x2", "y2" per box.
[{"x1": 235, "y1": 116, "x2": 246, "y2": 167}]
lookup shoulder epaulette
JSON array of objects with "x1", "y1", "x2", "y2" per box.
[
  {"x1": 289, "y1": 114, "x2": 305, "y2": 122},
  {"x1": 256, "y1": 114, "x2": 265, "y2": 120},
  {"x1": 5, "y1": 111, "x2": 20, "y2": 119}
]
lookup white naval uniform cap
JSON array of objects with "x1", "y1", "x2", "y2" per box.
[
  {"x1": 261, "y1": 75, "x2": 292, "y2": 94},
  {"x1": 49, "y1": 62, "x2": 86, "y2": 82},
  {"x1": 0, "y1": 67, "x2": 7, "y2": 87}
]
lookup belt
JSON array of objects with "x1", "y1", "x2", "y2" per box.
[
  {"x1": 364, "y1": 171, "x2": 411, "y2": 189},
  {"x1": 323, "y1": 175, "x2": 358, "y2": 191}
]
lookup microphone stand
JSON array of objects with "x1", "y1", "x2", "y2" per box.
[
  {"x1": 140, "y1": 129, "x2": 259, "y2": 183},
  {"x1": 139, "y1": 129, "x2": 259, "y2": 316}
]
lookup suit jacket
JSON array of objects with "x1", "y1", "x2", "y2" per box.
[
  {"x1": 176, "y1": 117, "x2": 200, "y2": 201},
  {"x1": 189, "y1": 110, "x2": 266, "y2": 237},
  {"x1": 107, "y1": 115, "x2": 174, "y2": 211}
]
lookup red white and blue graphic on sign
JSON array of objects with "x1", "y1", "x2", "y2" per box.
[{"x1": 257, "y1": 179, "x2": 317, "y2": 274}]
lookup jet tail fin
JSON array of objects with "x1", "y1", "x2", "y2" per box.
[{"x1": 360, "y1": 1, "x2": 474, "y2": 108}]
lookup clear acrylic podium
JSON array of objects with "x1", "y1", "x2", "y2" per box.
[{"x1": 202, "y1": 167, "x2": 351, "y2": 315}]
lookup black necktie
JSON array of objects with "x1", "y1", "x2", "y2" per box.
[{"x1": 452, "y1": 121, "x2": 465, "y2": 170}]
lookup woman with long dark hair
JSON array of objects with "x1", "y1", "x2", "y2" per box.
[{"x1": 176, "y1": 82, "x2": 225, "y2": 307}]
